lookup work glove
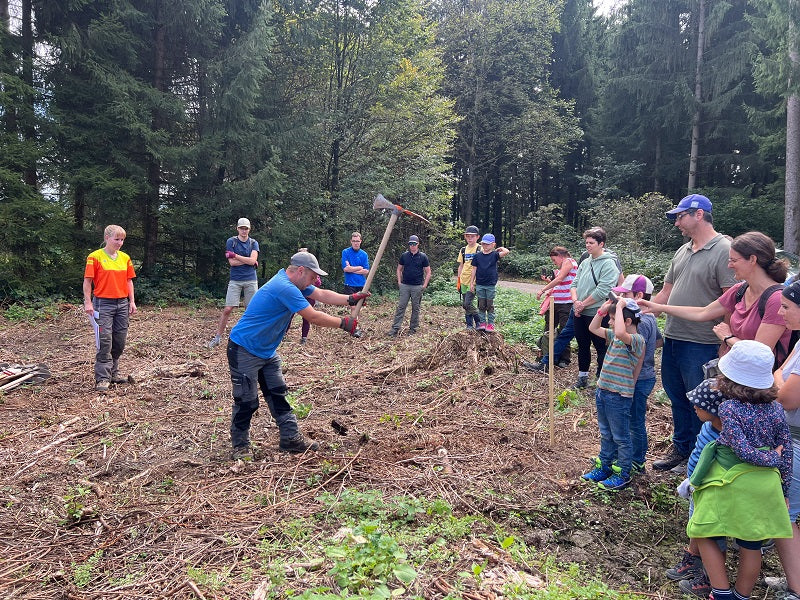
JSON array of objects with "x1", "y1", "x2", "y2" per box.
[
  {"x1": 225, "y1": 250, "x2": 236, "y2": 258},
  {"x1": 347, "y1": 291, "x2": 371, "y2": 306},
  {"x1": 339, "y1": 317, "x2": 359, "y2": 335}
]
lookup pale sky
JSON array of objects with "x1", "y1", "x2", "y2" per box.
[{"x1": 594, "y1": 0, "x2": 621, "y2": 16}]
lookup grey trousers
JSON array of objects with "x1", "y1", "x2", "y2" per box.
[
  {"x1": 391, "y1": 283, "x2": 423, "y2": 332},
  {"x1": 93, "y1": 297, "x2": 129, "y2": 382},
  {"x1": 226, "y1": 341, "x2": 299, "y2": 449}
]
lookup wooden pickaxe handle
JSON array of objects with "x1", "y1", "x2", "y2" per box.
[{"x1": 351, "y1": 209, "x2": 400, "y2": 320}]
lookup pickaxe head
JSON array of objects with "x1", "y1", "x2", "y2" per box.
[{"x1": 373, "y1": 194, "x2": 430, "y2": 224}]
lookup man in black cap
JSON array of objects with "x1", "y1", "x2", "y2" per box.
[
  {"x1": 388, "y1": 235, "x2": 432, "y2": 336},
  {"x1": 226, "y1": 251, "x2": 369, "y2": 460}
]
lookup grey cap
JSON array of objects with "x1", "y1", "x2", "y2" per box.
[
  {"x1": 408, "y1": 235, "x2": 420, "y2": 244},
  {"x1": 290, "y1": 251, "x2": 328, "y2": 276},
  {"x1": 464, "y1": 225, "x2": 479, "y2": 235}
]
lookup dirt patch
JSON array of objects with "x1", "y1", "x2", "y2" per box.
[{"x1": 0, "y1": 300, "x2": 785, "y2": 598}]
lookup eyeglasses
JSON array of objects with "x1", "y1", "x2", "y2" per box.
[{"x1": 675, "y1": 210, "x2": 696, "y2": 222}]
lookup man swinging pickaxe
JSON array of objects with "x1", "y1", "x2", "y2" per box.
[{"x1": 350, "y1": 194, "x2": 430, "y2": 324}]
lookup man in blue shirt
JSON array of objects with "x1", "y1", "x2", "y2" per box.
[
  {"x1": 227, "y1": 251, "x2": 368, "y2": 460},
  {"x1": 209, "y1": 218, "x2": 260, "y2": 348},
  {"x1": 341, "y1": 231, "x2": 370, "y2": 318},
  {"x1": 388, "y1": 235, "x2": 432, "y2": 337}
]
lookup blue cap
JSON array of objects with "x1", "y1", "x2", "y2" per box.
[
  {"x1": 481, "y1": 234, "x2": 496, "y2": 244},
  {"x1": 666, "y1": 194, "x2": 712, "y2": 219},
  {"x1": 408, "y1": 235, "x2": 420, "y2": 244}
]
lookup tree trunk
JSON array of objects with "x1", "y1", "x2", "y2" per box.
[
  {"x1": 786, "y1": 4, "x2": 800, "y2": 253},
  {"x1": 688, "y1": 0, "x2": 705, "y2": 191},
  {"x1": 143, "y1": 4, "x2": 166, "y2": 275},
  {"x1": 21, "y1": 0, "x2": 35, "y2": 187},
  {"x1": 654, "y1": 134, "x2": 662, "y2": 192}
]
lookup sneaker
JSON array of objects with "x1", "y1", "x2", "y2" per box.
[
  {"x1": 95, "y1": 380, "x2": 110, "y2": 392},
  {"x1": 485, "y1": 323, "x2": 495, "y2": 332},
  {"x1": 776, "y1": 590, "x2": 800, "y2": 600},
  {"x1": 207, "y1": 334, "x2": 222, "y2": 348},
  {"x1": 522, "y1": 360, "x2": 546, "y2": 373},
  {"x1": 665, "y1": 550, "x2": 704, "y2": 581},
  {"x1": 592, "y1": 456, "x2": 622, "y2": 474},
  {"x1": 386, "y1": 330, "x2": 398, "y2": 338},
  {"x1": 110, "y1": 375, "x2": 128, "y2": 384},
  {"x1": 573, "y1": 375, "x2": 589, "y2": 389},
  {"x1": 653, "y1": 447, "x2": 689, "y2": 471},
  {"x1": 678, "y1": 570, "x2": 712, "y2": 598},
  {"x1": 231, "y1": 445, "x2": 253, "y2": 461},
  {"x1": 556, "y1": 360, "x2": 570, "y2": 368},
  {"x1": 582, "y1": 466, "x2": 613, "y2": 482},
  {"x1": 300, "y1": 337, "x2": 307, "y2": 345},
  {"x1": 279, "y1": 434, "x2": 320, "y2": 453},
  {"x1": 597, "y1": 473, "x2": 631, "y2": 490},
  {"x1": 476, "y1": 322, "x2": 486, "y2": 331}
]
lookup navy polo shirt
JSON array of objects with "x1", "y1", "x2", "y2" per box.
[{"x1": 399, "y1": 250, "x2": 429, "y2": 285}]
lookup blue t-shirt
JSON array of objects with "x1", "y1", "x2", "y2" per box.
[
  {"x1": 637, "y1": 313, "x2": 662, "y2": 381},
  {"x1": 471, "y1": 250, "x2": 501, "y2": 286},
  {"x1": 341, "y1": 247, "x2": 370, "y2": 287},
  {"x1": 226, "y1": 236, "x2": 259, "y2": 281},
  {"x1": 229, "y1": 269, "x2": 313, "y2": 359},
  {"x1": 399, "y1": 251, "x2": 430, "y2": 285}
]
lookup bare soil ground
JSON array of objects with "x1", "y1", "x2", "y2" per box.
[{"x1": 0, "y1": 299, "x2": 785, "y2": 599}]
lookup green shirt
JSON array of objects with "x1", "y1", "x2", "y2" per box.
[{"x1": 663, "y1": 233, "x2": 737, "y2": 344}]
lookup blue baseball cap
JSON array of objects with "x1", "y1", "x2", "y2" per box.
[
  {"x1": 481, "y1": 234, "x2": 496, "y2": 244},
  {"x1": 666, "y1": 194, "x2": 712, "y2": 219}
]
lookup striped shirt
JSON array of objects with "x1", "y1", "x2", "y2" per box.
[
  {"x1": 597, "y1": 329, "x2": 644, "y2": 397},
  {"x1": 687, "y1": 421, "x2": 721, "y2": 477},
  {"x1": 551, "y1": 258, "x2": 578, "y2": 303}
]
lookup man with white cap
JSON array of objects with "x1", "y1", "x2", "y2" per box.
[
  {"x1": 208, "y1": 217, "x2": 260, "y2": 348},
  {"x1": 226, "y1": 251, "x2": 369, "y2": 459},
  {"x1": 652, "y1": 194, "x2": 736, "y2": 472}
]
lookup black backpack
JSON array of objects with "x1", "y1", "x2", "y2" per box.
[{"x1": 735, "y1": 282, "x2": 800, "y2": 367}]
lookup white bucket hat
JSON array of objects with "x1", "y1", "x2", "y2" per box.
[{"x1": 717, "y1": 339, "x2": 775, "y2": 390}]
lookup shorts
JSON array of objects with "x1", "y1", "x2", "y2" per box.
[
  {"x1": 225, "y1": 280, "x2": 258, "y2": 308},
  {"x1": 788, "y1": 438, "x2": 800, "y2": 522},
  {"x1": 343, "y1": 285, "x2": 363, "y2": 295}
]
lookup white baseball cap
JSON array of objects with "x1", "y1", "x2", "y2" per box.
[{"x1": 237, "y1": 218, "x2": 251, "y2": 229}]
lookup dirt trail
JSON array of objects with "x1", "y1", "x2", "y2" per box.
[{"x1": 497, "y1": 279, "x2": 545, "y2": 294}]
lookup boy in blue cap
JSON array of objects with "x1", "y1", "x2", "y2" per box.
[{"x1": 469, "y1": 233, "x2": 509, "y2": 332}]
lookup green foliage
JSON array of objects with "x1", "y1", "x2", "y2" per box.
[
  {"x1": 586, "y1": 192, "x2": 681, "y2": 253},
  {"x1": 325, "y1": 523, "x2": 418, "y2": 595},
  {"x1": 2, "y1": 299, "x2": 63, "y2": 322},
  {"x1": 72, "y1": 550, "x2": 103, "y2": 588},
  {"x1": 708, "y1": 188, "x2": 785, "y2": 243},
  {"x1": 63, "y1": 485, "x2": 91, "y2": 523},
  {"x1": 555, "y1": 389, "x2": 582, "y2": 412},
  {"x1": 512, "y1": 205, "x2": 583, "y2": 256}
]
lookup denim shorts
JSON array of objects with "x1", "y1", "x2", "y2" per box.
[{"x1": 788, "y1": 439, "x2": 800, "y2": 522}]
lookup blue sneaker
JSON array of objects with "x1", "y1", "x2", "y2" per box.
[
  {"x1": 597, "y1": 473, "x2": 631, "y2": 490},
  {"x1": 582, "y1": 466, "x2": 613, "y2": 482},
  {"x1": 593, "y1": 456, "x2": 622, "y2": 474}
]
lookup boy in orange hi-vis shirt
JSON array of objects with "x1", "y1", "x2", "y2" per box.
[{"x1": 83, "y1": 225, "x2": 137, "y2": 392}]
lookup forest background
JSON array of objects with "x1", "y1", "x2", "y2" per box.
[{"x1": 1, "y1": 0, "x2": 799, "y2": 304}]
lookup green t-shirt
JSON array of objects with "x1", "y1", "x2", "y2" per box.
[{"x1": 663, "y1": 234, "x2": 737, "y2": 344}]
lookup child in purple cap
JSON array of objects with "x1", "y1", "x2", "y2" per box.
[{"x1": 469, "y1": 233, "x2": 509, "y2": 332}]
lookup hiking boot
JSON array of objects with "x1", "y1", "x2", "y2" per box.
[
  {"x1": 678, "y1": 570, "x2": 712, "y2": 598},
  {"x1": 485, "y1": 323, "x2": 495, "y2": 332},
  {"x1": 110, "y1": 375, "x2": 128, "y2": 384},
  {"x1": 95, "y1": 380, "x2": 110, "y2": 392},
  {"x1": 582, "y1": 466, "x2": 613, "y2": 482},
  {"x1": 522, "y1": 360, "x2": 546, "y2": 373},
  {"x1": 556, "y1": 360, "x2": 570, "y2": 368},
  {"x1": 231, "y1": 445, "x2": 253, "y2": 461},
  {"x1": 279, "y1": 434, "x2": 320, "y2": 453},
  {"x1": 207, "y1": 334, "x2": 222, "y2": 348},
  {"x1": 653, "y1": 447, "x2": 689, "y2": 471},
  {"x1": 665, "y1": 550, "x2": 704, "y2": 581},
  {"x1": 386, "y1": 329, "x2": 398, "y2": 338},
  {"x1": 300, "y1": 337, "x2": 307, "y2": 345},
  {"x1": 573, "y1": 375, "x2": 589, "y2": 389},
  {"x1": 597, "y1": 473, "x2": 631, "y2": 490}
]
